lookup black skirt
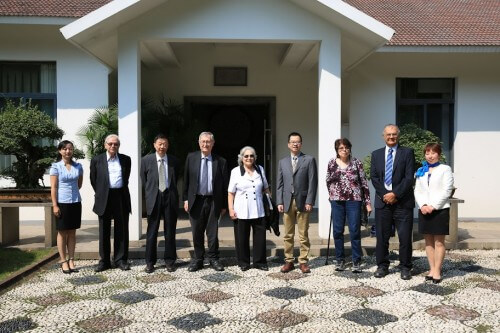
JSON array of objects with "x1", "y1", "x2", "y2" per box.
[
  {"x1": 56, "y1": 202, "x2": 82, "y2": 230},
  {"x1": 418, "y1": 208, "x2": 449, "y2": 235}
]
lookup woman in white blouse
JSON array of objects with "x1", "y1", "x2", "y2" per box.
[
  {"x1": 414, "y1": 143, "x2": 454, "y2": 284},
  {"x1": 228, "y1": 146, "x2": 271, "y2": 271}
]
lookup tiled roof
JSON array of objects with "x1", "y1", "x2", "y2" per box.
[
  {"x1": 0, "y1": 0, "x2": 111, "y2": 18},
  {"x1": 344, "y1": 0, "x2": 500, "y2": 46},
  {"x1": 1, "y1": 0, "x2": 499, "y2": 46}
]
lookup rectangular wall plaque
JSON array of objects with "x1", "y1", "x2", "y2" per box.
[{"x1": 214, "y1": 67, "x2": 247, "y2": 86}]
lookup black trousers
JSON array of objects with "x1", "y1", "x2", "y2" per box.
[
  {"x1": 375, "y1": 204, "x2": 413, "y2": 270},
  {"x1": 98, "y1": 188, "x2": 129, "y2": 265},
  {"x1": 145, "y1": 189, "x2": 178, "y2": 266},
  {"x1": 189, "y1": 196, "x2": 219, "y2": 261},
  {"x1": 233, "y1": 218, "x2": 267, "y2": 267}
]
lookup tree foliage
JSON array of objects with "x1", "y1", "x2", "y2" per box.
[
  {"x1": 363, "y1": 123, "x2": 445, "y2": 179},
  {"x1": 77, "y1": 104, "x2": 118, "y2": 159},
  {"x1": 0, "y1": 100, "x2": 64, "y2": 188}
]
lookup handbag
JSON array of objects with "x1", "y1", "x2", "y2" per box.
[
  {"x1": 255, "y1": 165, "x2": 280, "y2": 236},
  {"x1": 355, "y1": 160, "x2": 370, "y2": 228}
]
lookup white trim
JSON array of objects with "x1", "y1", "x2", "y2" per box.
[
  {"x1": 380, "y1": 46, "x2": 500, "y2": 53},
  {"x1": 0, "y1": 16, "x2": 74, "y2": 25}
]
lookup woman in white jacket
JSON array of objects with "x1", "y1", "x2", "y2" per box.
[{"x1": 414, "y1": 143, "x2": 454, "y2": 284}]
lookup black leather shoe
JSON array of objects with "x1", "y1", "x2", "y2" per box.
[
  {"x1": 374, "y1": 267, "x2": 389, "y2": 278},
  {"x1": 94, "y1": 262, "x2": 111, "y2": 273},
  {"x1": 144, "y1": 264, "x2": 155, "y2": 274},
  {"x1": 117, "y1": 261, "x2": 131, "y2": 271},
  {"x1": 240, "y1": 265, "x2": 251, "y2": 271},
  {"x1": 188, "y1": 261, "x2": 203, "y2": 272},
  {"x1": 432, "y1": 277, "x2": 442, "y2": 284},
  {"x1": 254, "y1": 264, "x2": 269, "y2": 271},
  {"x1": 165, "y1": 264, "x2": 176, "y2": 272},
  {"x1": 209, "y1": 260, "x2": 224, "y2": 271},
  {"x1": 401, "y1": 269, "x2": 412, "y2": 280}
]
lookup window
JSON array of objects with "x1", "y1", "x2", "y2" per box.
[
  {"x1": 396, "y1": 78, "x2": 454, "y2": 164},
  {"x1": 0, "y1": 62, "x2": 57, "y2": 172}
]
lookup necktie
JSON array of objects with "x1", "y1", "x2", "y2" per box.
[
  {"x1": 199, "y1": 157, "x2": 209, "y2": 195},
  {"x1": 292, "y1": 156, "x2": 298, "y2": 173},
  {"x1": 384, "y1": 148, "x2": 393, "y2": 186},
  {"x1": 159, "y1": 159, "x2": 167, "y2": 192}
]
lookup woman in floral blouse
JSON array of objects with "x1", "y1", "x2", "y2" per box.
[{"x1": 326, "y1": 138, "x2": 371, "y2": 273}]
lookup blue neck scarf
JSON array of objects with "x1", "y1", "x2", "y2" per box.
[{"x1": 415, "y1": 161, "x2": 440, "y2": 178}]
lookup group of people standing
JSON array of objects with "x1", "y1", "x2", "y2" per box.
[{"x1": 50, "y1": 124, "x2": 453, "y2": 283}]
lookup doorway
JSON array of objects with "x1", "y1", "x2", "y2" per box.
[{"x1": 184, "y1": 96, "x2": 276, "y2": 191}]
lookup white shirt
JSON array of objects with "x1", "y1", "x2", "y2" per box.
[
  {"x1": 156, "y1": 153, "x2": 168, "y2": 189},
  {"x1": 228, "y1": 166, "x2": 269, "y2": 220},
  {"x1": 384, "y1": 144, "x2": 398, "y2": 191},
  {"x1": 107, "y1": 152, "x2": 123, "y2": 189}
]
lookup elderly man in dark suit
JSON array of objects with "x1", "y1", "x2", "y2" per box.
[
  {"x1": 141, "y1": 134, "x2": 179, "y2": 274},
  {"x1": 277, "y1": 132, "x2": 318, "y2": 274},
  {"x1": 183, "y1": 132, "x2": 229, "y2": 272},
  {"x1": 90, "y1": 134, "x2": 131, "y2": 272},
  {"x1": 370, "y1": 124, "x2": 415, "y2": 280}
]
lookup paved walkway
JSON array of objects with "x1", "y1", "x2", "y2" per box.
[{"x1": 0, "y1": 250, "x2": 499, "y2": 332}]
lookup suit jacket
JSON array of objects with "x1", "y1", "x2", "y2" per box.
[
  {"x1": 276, "y1": 152, "x2": 318, "y2": 212},
  {"x1": 90, "y1": 152, "x2": 131, "y2": 216},
  {"x1": 141, "y1": 153, "x2": 179, "y2": 216},
  {"x1": 414, "y1": 164, "x2": 453, "y2": 210},
  {"x1": 370, "y1": 146, "x2": 415, "y2": 209},
  {"x1": 183, "y1": 151, "x2": 229, "y2": 214}
]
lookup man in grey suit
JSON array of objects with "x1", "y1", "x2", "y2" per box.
[
  {"x1": 141, "y1": 134, "x2": 179, "y2": 274},
  {"x1": 277, "y1": 132, "x2": 318, "y2": 273}
]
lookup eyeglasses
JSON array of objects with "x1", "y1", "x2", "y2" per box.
[
  {"x1": 338, "y1": 147, "x2": 350, "y2": 151},
  {"x1": 289, "y1": 141, "x2": 302, "y2": 145},
  {"x1": 243, "y1": 154, "x2": 255, "y2": 158},
  {"x1": 106, "y1": 142, "x2": 119, "y2": 147}
]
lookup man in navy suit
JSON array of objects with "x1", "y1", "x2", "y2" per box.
[
  {"x1": 141, "y1": 134, "x2": 179, "y2": 273},
  {"x1": 90, "y1": 134, "x2": 131, "y2": 272},
  {"x1": 370, "y1": 124, "x2": 415, "y2": 280}
]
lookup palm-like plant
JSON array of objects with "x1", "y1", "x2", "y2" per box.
[{"x1": 78, "y1": 104, "x2": 118, "y2": 159}]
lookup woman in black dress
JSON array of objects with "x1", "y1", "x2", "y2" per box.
[{"x1": 414, "y1": 143, "x2": 454, "y2": 283}]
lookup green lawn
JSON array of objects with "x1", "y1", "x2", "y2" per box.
[{"x1": 0, "y1": 248, "x2": 55, "y2": 281}]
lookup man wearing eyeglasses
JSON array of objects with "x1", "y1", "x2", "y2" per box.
[
  {"x1": 90, "y1": 134, "x2": 132, "y2": 272},
  {"x1": 183, "y1": 132, "x2": 229, "y2": 272},
  {"x1": 370, "y1": 124, "x2": 415, "y2": 280},
  {"x1": 277, "y1": 132, "x2": 318, "y2": 274}
]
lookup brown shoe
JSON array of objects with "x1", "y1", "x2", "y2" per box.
[
  {"x1": 280, "y1": 262, "x2": 294, "y2": 273},
  {"x1": 299, "y1": 263, "x2": 311, "y2": 274}
]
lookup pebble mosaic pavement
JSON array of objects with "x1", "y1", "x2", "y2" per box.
[{"x1": 0, "y1": 250, "x2": 499, "y2": 332}]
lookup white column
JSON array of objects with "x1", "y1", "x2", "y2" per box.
[
  {"x1": 318, "y1": 33, "x2": 341, "y2": 239},
  {"x1": 117, "y1": 37, "x2": 142, "y2": 241}
]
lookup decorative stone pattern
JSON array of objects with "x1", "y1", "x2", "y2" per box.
[
  {"x1": 31, "y1": 293, "x2": 74, "y2": 306},
  {"x1": 460, "y1": 264, "x2": 482, "y2": 272},
  {"x1": 338, "y1": 286, "x2": 385, "y2": 298},
  {"x1": 0, "y1": 317, "x2": 36, "y2": 332},
  {"x1": 109, "y1": 291, "x2": 155, "y2": 304},
  {"x1": 186, "y1": 290, "x2": 234, "y2": 304},
  {"x1": 478, "y1": 281, "x2": 500, "y2": 292},
  {"x1": 167, "y1": 312, "x2": 222, "y2": 331},
  {"x1": 139, "y1": 273, "x2": 175, "y2": 284},
  {"x1": 201, "y1": 272, "x2": 240, "y2": 283},
  {"x1": 68, "y1": 275, "x2": 107, "y2": 286},
  {"x1": 268, "y1": 271, "x2": 304, "y2": 281},
  {"x1": 256, "y1": 309, "x2": 308, "y2": 329},
  {"x1": 426, "y1": 305, "x2": 480, "y2": 321},
  {"x1": 411, "y1": 284, "x2": 456, "y2": 296},
  {"x1": 77, "y1": 314, "x2": 131, "y2": 332},
  {"x1": 342, "y1": 309, "x2": 398, "y2": 326},
  {"x1": 263, "y1": 287, "x2": 307, "y2": 300}
]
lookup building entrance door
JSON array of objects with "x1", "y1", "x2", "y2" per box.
[{"x1": 184, "y1": 96, "x2": 276, "y2": 191}]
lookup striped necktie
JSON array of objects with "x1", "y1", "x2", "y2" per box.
[
  {"x1": 384, "y1": 148, "x2": 393, "y2": 186},
  {"x1": 159, "y1": 159, "x2": 167, "y2": 192}
]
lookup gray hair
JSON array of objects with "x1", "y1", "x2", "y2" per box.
[
  {"x1": 104, "y1": 134, "x2": 120, "y2": 144},
  {"x1": 237, "y1": 146, "x2": 257, "y2": 166},
  {"x1": 199, "y1": 132, "x2": 215, "y2": 142},
  {"x1": 382, "y1": 124, "x2": 400, "y2": 135}
]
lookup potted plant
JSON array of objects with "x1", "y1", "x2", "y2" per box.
[{"x1": 0, "y1": 99, "x2": 83, "y2": 201}]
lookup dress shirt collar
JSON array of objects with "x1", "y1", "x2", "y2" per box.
[
  {"x1": 106, "y1": 151, "x2": 119, "y2": 161},
  {"x1": 385, "y1": 144, "x2": 398, "y2": 153},
  {"x1": 156, "y1": 152, "x2": 167, "y2": 163},
  {"x1": 200, "y1": 153, "x2": 212, "y2": 161}
]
